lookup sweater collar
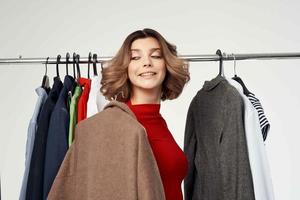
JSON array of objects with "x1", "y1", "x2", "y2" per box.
[{"x1": 126, "y1": 100, "x2": 160, "y2": 118}]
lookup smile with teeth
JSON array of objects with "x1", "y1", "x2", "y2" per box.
[{"x1": 139, "y1": 72, "x2": 157, "y2": 77}]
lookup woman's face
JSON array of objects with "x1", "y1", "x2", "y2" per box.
[{"x1": 128, "y1": 37, "x2": 166, "y2": 97}]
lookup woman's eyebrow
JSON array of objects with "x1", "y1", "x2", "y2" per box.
[{"x1": 131, "y1": 48, "x2": 161, "y2": 52}]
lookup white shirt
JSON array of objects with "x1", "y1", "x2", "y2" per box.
[
  {"x1": 87, "y1": 75, "x2": 109, "y2": 117},
  {"x1": 226, "y1": 77, "x2": 275, "y2": 200}
]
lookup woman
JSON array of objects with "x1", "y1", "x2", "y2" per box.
[{"x1": 101, "y1": 28, "x2": 190, "y2": 200}]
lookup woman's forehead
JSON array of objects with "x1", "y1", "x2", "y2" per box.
[{"x1": 131, "y1": 37, "x2": 161, "y2": 50}]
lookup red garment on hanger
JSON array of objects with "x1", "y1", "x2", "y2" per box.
[
  {"x1": 126, "y1": 100, "x2": 188, "y2": 200},
  {"x1": 77, "y1": 78, "x2": 91, "y2": 122}
]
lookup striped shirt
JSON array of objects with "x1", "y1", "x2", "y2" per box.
[{"x1": 247, "y1": 93, "x2": 270, "y2": 141}]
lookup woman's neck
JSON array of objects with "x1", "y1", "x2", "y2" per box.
[{"x1": 130, "y1": 88, "x2": 161, "y2": 105}]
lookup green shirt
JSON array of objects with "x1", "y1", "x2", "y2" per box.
[{"x1": 68, "y1": 85, "x2": 82, "y2": 147}]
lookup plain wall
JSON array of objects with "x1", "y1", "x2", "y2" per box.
[{"x1": 1, "y1": 0, "x2": 300, "y2": 199}]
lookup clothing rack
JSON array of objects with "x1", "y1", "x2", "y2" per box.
[{"x1": 1, "y1": 52, "x2": 300, "y2": 65}]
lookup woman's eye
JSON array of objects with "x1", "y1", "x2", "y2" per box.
[
  {"x1": 131, "y1": 57, "x2": 140, "y2": 60},
  {"x1": 151, "y1": 55, "x2": 162, "y2": 59}
]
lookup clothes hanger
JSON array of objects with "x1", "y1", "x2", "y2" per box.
[
  {"x1": 88, "y1": 52, "x2": 92, "y2": 79},
  {"x1": 231, "y1": 53, "x2": 253, "y2": 95},
  {"x1": 113, "y1": 90, "x2": 125, "y2": 101},
  {"x1": 72, "y1": 52, "x2": 77, "y2": 80},
  {"x1": 56, "y1": 54, "x2": 61, "y2": 79},
  {"x1": 92, "y1": 53, "x2": 98, "y2": 76},
  {"x1": 75, "y1": 54, "x2": 81, "y2": 80},
  {"x1": 66, "y1": 52, "x2": 70, "y2": 76},
  {"x1": 66, "y1": 52, "x2": 77, "y2": 93},
  {"x1": 41, "y1": 57, "x2": 50, "y2": 90},
  {"x1": 216, "y1": 49, "x2": 224, "y2": 77}
]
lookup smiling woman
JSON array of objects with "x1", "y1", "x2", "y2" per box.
[
  {"x1": 100, "y1": 28, "x2": 191, "y2": 200},
  {"x1": 100, "y1": 28, "x2": 190, "y2": 102},
  {"x1": 128, "y1": 37, "x2": 167, "y2": 104}
]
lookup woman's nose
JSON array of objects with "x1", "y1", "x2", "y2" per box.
[{"x1": 143, "y1": 56, "x2": 152, "y2": 67}]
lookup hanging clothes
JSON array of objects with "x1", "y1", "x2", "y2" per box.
[
  {"x1": 226, "y1": 78, "x2": 275, "y2": 200},
  {"x1": 47, "y1": 101, "x2": 165, "y2": 200},
  {"x1": 26, "y1": 77, "x2": 63, "y2": 200},
  {"x1": 68, "y1": 85, "x2": 82, "y2": 147},
  {"x1": 126, "y1": 100, "x2": 188, "y2": 200},
  {"x1": 87, "y1": 75, "x2": 108, "y2": 117},
  {"x1": 43, "y1": 75, "x2": 76, "y2": 199},
  {"x1": 19, "y1": 87, "x2": 48, "y2": 200},
  {"x1": 184, "y1": 75, "x2": 255, "y2": 200},
  {"x1": 77, "y1": 77, "x2": 91, "y2": 122},
  {"x1": 247, "y1": 93, "x2": 271, "y2": 141},
  {"x1": 233, "y1": 76, "x2": 271, "y2": 141}
]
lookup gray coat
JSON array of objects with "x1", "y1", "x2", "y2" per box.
[{"x1": 184, "y1": 75, "x2": 255, "y2": 200}]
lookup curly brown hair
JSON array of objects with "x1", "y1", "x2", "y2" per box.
[{"x1": 100, "y1": 28, "x2": 190, "y2": 102}]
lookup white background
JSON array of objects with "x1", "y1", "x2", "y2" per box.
[{"x1": 0, "y1": 0, "x2": 300, "y2": 199}]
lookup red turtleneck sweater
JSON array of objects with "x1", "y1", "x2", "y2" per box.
[{"x1": 126, "y1": 100, "x2": 188, "y2": 200}]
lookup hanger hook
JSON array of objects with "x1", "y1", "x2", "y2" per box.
[
  {"x1": 88, "y1": 52, "x2": 92, "y2": 79},
  {"x1": 216, "y1": 49, "x2": 223, "y2": 76},
  {"x1": 73, "y1": 52, "x2": 77, "y2": 78},
  {"x1": 92, "y1": 53, "x2": 98, "y2": 76},
  {"x1": 112, "y1": 90, "x2": 125, "y2": 101},
  {"x1": 56, "y1": 54, "x2": 61, "y2": 78},
  {"x1": 75, "y1": 54, "x2": 81, "y2": 79},
  {"x1": 45, "y1": 57, "x2": 49, "y2": 75},
  {"x1": 232, "y1": 53, "x2": 237, "y2": 76},
  {"x1": 66, "y1": 52, "x2": 70, "y2": 75}
]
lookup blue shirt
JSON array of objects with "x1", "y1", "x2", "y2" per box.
[{"x1": 19, "y1": 87, "x2": 48, "y2": 200}]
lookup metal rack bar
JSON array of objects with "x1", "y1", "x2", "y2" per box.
[{"x1": 1, "y1": 52, "x2": 300, "y2": 65}]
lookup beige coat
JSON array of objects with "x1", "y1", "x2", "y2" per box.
[{"x1": 47, "y1": 100, "x2": 165, "y2": 200}]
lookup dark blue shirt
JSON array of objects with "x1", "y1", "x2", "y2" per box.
[
  {"x1": 26, "y1": 77, "x2": 63, "y2": 200},
  {"x1": 43, "y1": 75, "x2": 76, "y2": 199}
]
